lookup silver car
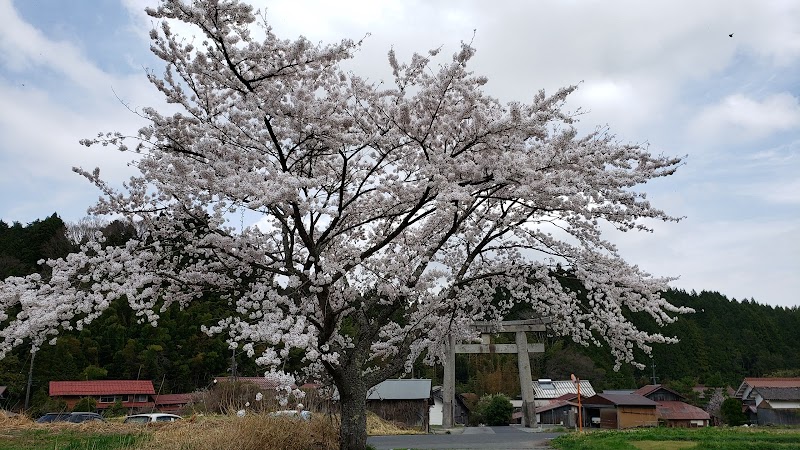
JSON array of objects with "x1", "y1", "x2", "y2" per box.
[{"x1": 123, "y1": 413, "x2": 182, "y2": 424}]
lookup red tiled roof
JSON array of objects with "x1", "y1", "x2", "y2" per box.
[
  {"x1": 154, "y1": 394, "x2": 193, "y2": 405},
  {"x1": 50, "y1": 380, "x2": 155, "y2": 396},
  {"x1": 656, "y1": 401, "x2": 710, "y2": 421}
]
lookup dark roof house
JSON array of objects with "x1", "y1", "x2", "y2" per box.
[{"x1": 735, "y1": 378, "x2": 800, "y2": 426}]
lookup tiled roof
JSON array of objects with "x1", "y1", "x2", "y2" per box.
[
  {"x1": 154, "y1": 394, "x2": 194, "y2": 405},
  {"x1": 535, "y1": 400, "x2": 574, "y2": 414},
  {"x1": 735, "y1": 378, "x2": 800, "y2": 398},
  {"x1": 367, "y1": 379, "x2": 432, "y2": 400},
  {"x1": 744, "y1": 378, "x2": 800, "y2": 387},
  {"x1": 754, "y1": 387, "x2": 800, "y2": 401},
  {"x1": 634, "y1": 384, "x2": 685, "y2": 400},
  {"x1": 656, "y1": 401, "x2": 710, "y2": 421},
  {"x1": 584, "y1": 393, "x2": 657, "y2": 407},
  {"x1": 532, "y1": 380, "x2": 596, "y2": 399},
  {"x1": 50, "y1": 380, "x2": 155, "y2": 396}
]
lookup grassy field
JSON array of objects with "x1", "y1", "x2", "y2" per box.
[
  {"x1": 0, "y1": 418, "x2": 147, "y2": 450},
  {"x1": 0, "y1": 411, "x2": 419, "y2": 450},
  {"x1": 551, "y1": 427, "x2": 800, "y2": 450}
]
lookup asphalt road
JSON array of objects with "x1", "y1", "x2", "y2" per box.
[{"x1": 367, "y1": 426, "x2": 562, "y2": 449}]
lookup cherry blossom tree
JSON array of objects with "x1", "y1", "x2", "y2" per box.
[{"x1": 0, "y1": 1, "x2": 691, "y2": 448}]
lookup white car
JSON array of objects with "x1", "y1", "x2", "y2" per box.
[{"x1": 123, "y1": 413, "x2": 182, "y2": 424}]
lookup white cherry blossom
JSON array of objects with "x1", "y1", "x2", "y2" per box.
[{"x1": 0, "y1": 1, "x2": 691, "y2": 449}]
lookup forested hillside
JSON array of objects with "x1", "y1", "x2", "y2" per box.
[{"x1": 1, "y1": 215, "x2": 798, "y2": 412}]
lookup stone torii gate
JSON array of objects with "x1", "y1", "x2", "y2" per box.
[{"x1": 441, "y1": 319, "x2": 546, "y2": 428}]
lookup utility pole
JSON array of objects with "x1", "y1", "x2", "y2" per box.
[
  {"x1": 24, "y1": 350, "x2": 35, "y2": 411},
  {"x1": 651, "y1": 359, "x2": 658, "y2": 385},
  {"x1": 231, "y1": 347, "x2": 238, "y2": 381}
]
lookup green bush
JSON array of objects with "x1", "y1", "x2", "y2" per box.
[
  {"x1": 474, "y1": 393, "x2": 513, "y2": 426},
  {"x1": 721, "y1": 397, "x2": 747, "y2": 426},
  {"x1": 72, "y1": 396, "x2": 98, "y2": 412},
  {"x1": 104, "y1": 399, "x2": 127, "y2": 417}
]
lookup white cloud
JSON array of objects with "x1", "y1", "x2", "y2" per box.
[
  {"x1": 0, "y1": 0, "x2": 112, "y2": 91},
  {"x1": 691, "y1": 93, "x2": 800, "y2": 140},
  {"x1": 611, "y1": 218, "x2": 800, "y2": 308},
  {"x1": 744, "y1": 178, "x2": 800, "y2": 205}
]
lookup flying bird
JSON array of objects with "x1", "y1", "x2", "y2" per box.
[{"x1": 729, "y1": 33, "x2": 734, "y2": 37}]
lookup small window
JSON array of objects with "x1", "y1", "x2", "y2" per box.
[
  {"x1": 133, "y1": 394, "x2": 149, "y2": 403},
  {"x1": 99, "y1": 396, "x2": 116, "y2": 403}
]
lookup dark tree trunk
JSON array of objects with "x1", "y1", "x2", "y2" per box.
[{"x1": 335, "y1": 364, "x2": 369, "y2": 450}]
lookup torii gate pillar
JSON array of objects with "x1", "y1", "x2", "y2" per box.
[{"x1": 442, "y1": 320, "x2": 545, "y2": 428}]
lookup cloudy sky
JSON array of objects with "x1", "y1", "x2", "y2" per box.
[{"x1": 0, "y1": 0, "x2": 798, "y2": 308}]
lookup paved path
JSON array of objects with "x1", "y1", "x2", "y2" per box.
[{"x1": 367, "y1": 426, "x2": 562, "y2": 449}]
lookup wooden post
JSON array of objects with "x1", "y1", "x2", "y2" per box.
[
  {"x1": 516, "y1": 331, "x2": 536, "y2": 427},
  {"x1": 442, "y1": 333, "x2": 456, "y2": 428}
]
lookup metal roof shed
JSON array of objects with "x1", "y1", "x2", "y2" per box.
[{"x1": 367, "y1": 379, "x2": 432, "y2": 400}]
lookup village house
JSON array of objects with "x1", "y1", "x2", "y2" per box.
[
  {"x1": 634, "y1": 384, "x2": 710, "y2": 428},
  {"x1": 49, "y1": 380, "x2": 155, "y2": 412},
  {"x1": 582, "y1": 393, "x2": 658, "y2": 429},
  {"x1": 531, "y1": 379, "x2": 596, "y2": 407},
  {"x1": 153, "y1": 393, "x2": 193, "y2": 414},
  {"x1": 534, "y1": 393, "x2": 590, "y2": 428},
  {"x1": 429, "y1": 386, "x2": 469, "y2": 426},
  {"x1": 735, "y1": 377, "x2": 800, "y2": 426}
]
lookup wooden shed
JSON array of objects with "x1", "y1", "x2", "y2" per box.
[
  {"x1": 582, "y1": 393, "x2": 658, "y2": 429},
  {"x1": 367, "y1": 379, "x2": 432, "y2": 431}
]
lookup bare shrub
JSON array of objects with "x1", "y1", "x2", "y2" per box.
[{"x1": 183, "y1": 381, "x2": 282, "y2": 414}]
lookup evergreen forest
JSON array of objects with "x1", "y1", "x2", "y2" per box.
[{"x1": 1, "y1": 214, "x2": 798, "y2": 413}]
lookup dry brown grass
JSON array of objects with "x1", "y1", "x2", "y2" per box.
[
  {"x1": 366, "y1": 412, "x2": 424, "y2": 435},
  {"x1": 0, "y1": 410, "x2": 420, "y2": 449},
  {"x1": 132, "y1": 414, "x2": 339, "y2": 450}
]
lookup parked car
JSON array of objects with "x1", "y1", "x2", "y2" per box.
[
  {"x1": 36, "y1": 412, "x2": 104, "y2": 423},
  {"x1": 35, "y1": 412, "x2": 70, "y2": 423},
  {"x1": 123, "y1": 413, "x2": 182, "y2": 424},
  {"x1": 67, "y1": 412, "x2": 105, "y2": 423}
]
